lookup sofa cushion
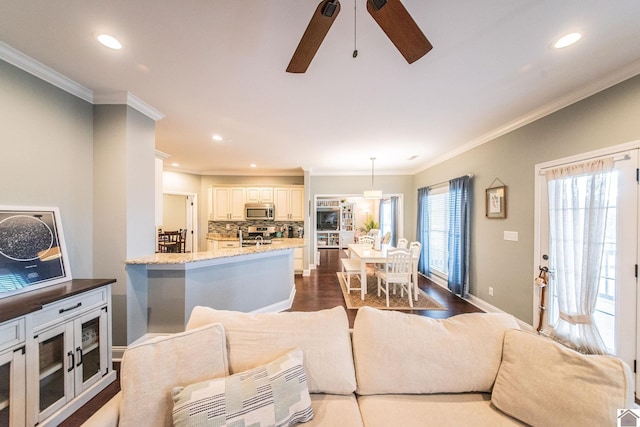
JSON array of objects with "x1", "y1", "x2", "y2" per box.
[
  {"x1": 352, "y1": 307, "x2": 519, "y2": 395},
  {"x1": 185, "y1": 306, "x2": 356, "y2": 394},
  {"x1": 172, "y1": 348, "x2": 313, "y2": 427},
  {"x1": 491, "y1": 329, "x2": 634, "y2": 427},
  {"x1": 357, "y1": 394, "x2": 525, "y2": 427},
  {"x1": 306, "y1": 394, "x2": 364, "y2": 427},
  {"x1": 119, "y1": 323, "x2": 229, "y2": 427}
]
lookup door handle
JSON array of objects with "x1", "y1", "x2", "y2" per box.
[
  {"x1": 67, "y1": 351, "x2": 75, "y2": 372},
  {"x1": 76, "y1": 346, "x2": 83, "y2": 367}
]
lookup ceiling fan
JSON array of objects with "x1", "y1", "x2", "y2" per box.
[{"x1": 286, "y1": 0, "x2": 432, "y2": 73}]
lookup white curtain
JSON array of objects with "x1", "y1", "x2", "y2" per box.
[{"x1": 545, "y1": 157, "x2": 614, "y2": 355}]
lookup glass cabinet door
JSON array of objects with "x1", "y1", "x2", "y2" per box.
[
  {"x1": 74, "y1": 308, "x2": 108, "y2": 392},
  {"x1": 37, "y1": 324, "x2": 72, "y2": 421},
  {"x1": 0, "y1": 353, "x2": 11, "y2": 425},
  {"x1": 0, "y1": 347, "x2": 26, "y2": 426}
]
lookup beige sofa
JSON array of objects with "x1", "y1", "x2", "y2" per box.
[{"x1": 83, "y1": 306, "x2": 634, "y2": 427}]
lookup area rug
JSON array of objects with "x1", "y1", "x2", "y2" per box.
[{"x1": 336, "y1": 272, "x2": 446, "y2": 310}]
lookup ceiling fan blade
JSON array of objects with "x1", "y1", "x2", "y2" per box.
[
  {"x1": 287, "y1": 0, "x2": 341, "y2": 73},
  {"x1": 367, "y1": 0, "x2": 432, "y2": 64}
]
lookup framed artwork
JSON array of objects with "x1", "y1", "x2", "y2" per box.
[
  {"x1": 485, "y1": 186, "x2": 507, "y2": 219},
  {"x1": 0, "y1": 206, "x2": 72, "y2": 298}
]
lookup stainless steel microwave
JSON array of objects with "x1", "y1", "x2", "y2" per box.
[{"x1": 245, "y1": 203, "x2": 275, "y2": 220}]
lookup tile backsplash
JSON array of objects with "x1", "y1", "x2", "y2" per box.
[{"x1": 208, "y1": 220, "x2": 304, "y2": 236}]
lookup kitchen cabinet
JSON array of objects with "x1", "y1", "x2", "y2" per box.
[
  {"x1": 207, "y1": 239, "x2": 240, "y2": 252},
  {"x1": 245, "y1": 187, "x2": 273, "y2": 203},
  {"x1": 274, "y1": 186, "x2": 304, "y2": 221},
  {"x1": 0, "y1": 318, "x2": 26, "y2": 427},
  {"x1": 209, "y1": 187, "x2": 246, "y2": 221},
  {"x1": 294, "y1": 247, "x2": 303, "y2": 273}
]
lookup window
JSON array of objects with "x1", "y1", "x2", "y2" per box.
[
  {"x1": 426, "y1": 184, "x2": 449, "y2": 278},
  {"x1": 380, "y1": 199, "x2": 392, "y2": 238}
]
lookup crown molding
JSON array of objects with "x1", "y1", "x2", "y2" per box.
[
  {"x1": 93, "y1": 91, "x2": 164, "y2": 121},
  {"x1": 0, "y1": 42, "x2": 93, "y2": 103},
  {"x1": 0, "y1": 42, "x2": 164, "y2": 121},
  {"x1": 413, "y1": 58, "x2": 640, "y2": 175}
]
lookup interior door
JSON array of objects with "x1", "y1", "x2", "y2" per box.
[{"x1": 535, "y1": 148, "x2": 638, "y2": 395}]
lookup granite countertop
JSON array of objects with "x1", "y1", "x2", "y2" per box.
[{"x1": 127, "y1": 238, "x2": 305, "y2": 265}]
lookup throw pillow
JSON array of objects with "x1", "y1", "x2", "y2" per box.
[
  {"x1": 172, "y1": 348, "x2": 314, "y2": 427},
  {"x1": 185, "y1": 305, "x2": 356, "y2": 394},
  {"x1": 119, "y1": 323, "x2": 229, "y2": 427},
  {"x1": 491, "y1": 329, "x2": 634, "y2": 427}
]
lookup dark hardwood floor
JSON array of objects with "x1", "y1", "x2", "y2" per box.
[{"x1": 61, "y1": 248, "x2": 481, "y2": 426}]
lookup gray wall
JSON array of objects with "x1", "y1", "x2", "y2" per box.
[
  {"x1": 413, "y1": 74, "x2": 640, "y2": 323},
  {"x1": 0, "y1": 59, "x2": 94, "y2": 277},
  {"x1": 1, "y1": 58, "x2": 157, "y2": 347}
]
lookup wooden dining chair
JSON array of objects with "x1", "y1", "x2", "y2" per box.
[
  {"x1": 158, "y1": 230, "x2": 180, "y2": 253},
  {"x1": 375, "y1": 248, "x2": 413, "y2": 307},
  {"x1": 396, "y1": 238, "x2": 409, "y2": 249}
]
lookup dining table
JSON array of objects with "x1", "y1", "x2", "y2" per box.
[{"x1": 346, "y1": 243, "x2": 419, "y2": 301}]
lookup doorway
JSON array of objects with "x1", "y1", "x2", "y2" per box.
[
  {"x1": 162, "y1": 192, "x2": 198, "y2": 252},
  {"x1": 534, "y1": 144, "x2": 638, "y2": 396}
]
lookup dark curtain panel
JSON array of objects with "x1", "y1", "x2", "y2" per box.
[
  {"x1": 447, "y1": 175, "x2": 471, "y2": 296},
  {"x1": 416, "y1": 187, "x2": 430, "y2": 275}
]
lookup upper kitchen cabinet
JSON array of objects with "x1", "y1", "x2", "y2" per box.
[
  {"x1": 245, "y1": 187, "x2": 274, "y2": 203},
  {"x1": 209, "y1": 187, "x2": 246, "y2": 221},
  {"x1": 274, "y1": 186, "x2": 304, "y2": 221}
]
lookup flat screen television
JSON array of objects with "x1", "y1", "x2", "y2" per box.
[{"x1": 317, "y1": 209, "x2": 340, "y2": 230}]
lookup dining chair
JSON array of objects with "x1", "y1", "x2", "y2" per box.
[
  {"x1": 375, "y1": 248, "x2": 413, "y2": 307},
  {"x1": 158, "y1": 230, "x2": 180, "y2": 253},
  {"x1": 358, "y1": 235, "x2": 375, "y2": 247},
  {"x1": 397, "y1": 238, "x2": 409, "y2": 249}
]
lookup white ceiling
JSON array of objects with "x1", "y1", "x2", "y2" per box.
[{"x1": 2, "y1": 1, "x2": 640, "y2": 176}]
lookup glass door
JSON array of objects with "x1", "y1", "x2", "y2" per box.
[
  {"x1": 74, "y1": 308, "x2": 108, "y2": 393},
  {"x1": 535, "y1": 148, "x2": 638, "y2": 393},
  {"x1": 36, "y1": 323, "x2": 73, "y2": 422},
  {"x1": 0, "y1": 348, "x2": 26, "y2": 426}
]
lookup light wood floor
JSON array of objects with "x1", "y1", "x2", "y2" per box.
[{"x1": 61, "y1": 248, "x2": 482, "y2": 426}]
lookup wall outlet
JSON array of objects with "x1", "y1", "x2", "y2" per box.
[{"x1": 488, "y1": 287, "x2": 494, "y2": 297}]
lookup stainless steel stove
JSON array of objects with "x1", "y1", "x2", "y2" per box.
[{"x1": 242, "y1": 226, "x2": 275, "y2": 246}]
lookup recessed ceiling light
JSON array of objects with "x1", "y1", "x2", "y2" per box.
[
  {"x1": 171, "y1": 162, "x2": 180, "y2": 167},
  {"x1": 553, "y1": 32, "x2": 582, "y2": 49},
  {"x1": 250, "y1": 163, "x2": 257, "y2": 168},
  {"x1": 97, "y1": 34, "x2": 122, "y2": 50},
  {"x1": 212, "y1": 134, "x2": 223, "y2": 141}
]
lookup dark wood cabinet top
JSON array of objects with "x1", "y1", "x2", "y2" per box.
[{"x1": 0, "y1": 278, "x2": 116, "y2": 324}]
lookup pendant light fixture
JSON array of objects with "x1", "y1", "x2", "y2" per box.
[{"x1": 363, "y1": 157, "x2": 383, "y2": 200}]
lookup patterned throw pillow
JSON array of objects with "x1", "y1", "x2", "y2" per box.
[{"x1": 172, "y1": 348, "x2": 314, "y2": 427}]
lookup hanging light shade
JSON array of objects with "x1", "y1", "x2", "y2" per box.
[{"x1": 364, "y1": 157, "x2": 383, "y2": 200}]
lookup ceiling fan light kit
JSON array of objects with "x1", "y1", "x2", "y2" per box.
[{"x1": 287, "y1": 0, "x2": 432, "y2": 73}]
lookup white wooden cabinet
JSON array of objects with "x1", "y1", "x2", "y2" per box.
[
  {"x1": 294, "y1": 248, "x2": 303, "y2": 273},
  {"x1": 274, "y1": 186, "x2": 304, "y2": 221},
  {"x1": 0, "y1": 280, "x2": 115, "y2": 427},
  {"x1": 0, "y1": 318, "x2": 26, "y2": 427},
  {"x1": 207, "y1": 240, "x2": 240, "y2": 252},
  {"x1": 245, "y1": 187, "x2": 273, "y2": 203},
  {"x1": 29, "y1": 287, "x2": 113, "y2": 426},
  {"x1": 209, "y1": 187, "x2": 246, "y2": 221}
]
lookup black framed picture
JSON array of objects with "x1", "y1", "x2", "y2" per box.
[{"x1": 0, "y1": 206, "x2": 72, "y2": 298}]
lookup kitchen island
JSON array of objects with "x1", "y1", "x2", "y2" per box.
[{"x1": 126, "y1": 238, "x2": 304, "y2": 335}]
